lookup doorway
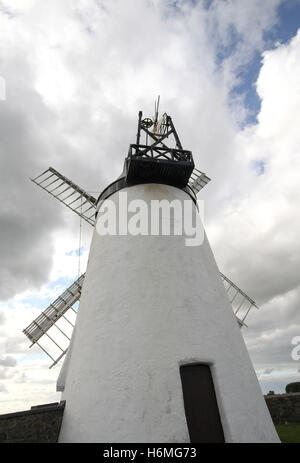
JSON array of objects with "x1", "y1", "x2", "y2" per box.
[{"x1": 180, "y1": 363, "x2": 225, "y2": 443}]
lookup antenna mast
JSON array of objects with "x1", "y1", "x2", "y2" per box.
[{"x1": 153, "y1": 95, "x2": 160, "y2": 134}]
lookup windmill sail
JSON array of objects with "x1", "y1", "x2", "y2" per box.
[
  {"x1": 23, "y1": 273, "x2": 85, "y2": 368},
  {"x1": 188, "y1": 167, "x2": 211, "y2": 195},
  {"x1": 31, "y1": 167, "x2": 97, "y2": 226},
  {"x1": 220, "y1": 272, "x2": 259, "y2": 327},
  {"x1": 31, "y1": 163, "x2": 209, "y2": 231}
]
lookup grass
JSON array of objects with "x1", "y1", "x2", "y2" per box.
[{"x1": 275, "y1": 424, "x2": 300, "y2": 443}]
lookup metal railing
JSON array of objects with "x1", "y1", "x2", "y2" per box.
[{"x1": 129, "y1": 143, "x2": 193, "y2": 162}]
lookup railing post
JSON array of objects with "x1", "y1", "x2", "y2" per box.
[{"x1": 136, "y1": 111, "x2": 142, "y2": 146}]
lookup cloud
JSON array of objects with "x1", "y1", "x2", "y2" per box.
[
  {"x1": 0, "y1": 56, "x2": 66, "y2": 301},
  {"x1": 0, "y1": 356, "x2": 17, "y2": 367},
  {"x1": 0, "y1": 368, "x2": 16, "y2": 380},
  {"x1": 0, "y1": 0, "x2": 280, "y2": 302},
  {"x1": 0, "y1": 0, "x2": 299, "y2": 411},
  {"x1": 206, "y1": 29, "x2": 300, "y2": 392},
  {"x1": 0, "y1": 384, "x2": 8, "y2": 393},
  {"x1": 207, "y1": 30, "x2": 300, "y2": 299}
]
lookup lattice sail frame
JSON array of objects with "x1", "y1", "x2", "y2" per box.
[
  {"x1": 31, "y1": 167, "x2": 97, "y2": 226},
  {"x1": 188, "y1": 167, "x2": 211, "y2": 195},
  {"x1": 220, "y1": 272, "x2": 259, "y2": 327},
  {"x1": 23, "y1": 274, "x2": 85, "y2": 368}
]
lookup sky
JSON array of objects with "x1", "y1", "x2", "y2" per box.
[{"x1": 0, "y1": 0, "x2": 300, "y2": 414}]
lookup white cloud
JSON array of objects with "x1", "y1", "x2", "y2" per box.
[
  {"x1": 0, "y1": 0, "x2": 299, "y2": 412},
  {"x1": 0, "y1": 384, "x2": 8, "y2": 393},
  {"x1": 207, "y1": 29, "x2": 300, "y2": 390}
]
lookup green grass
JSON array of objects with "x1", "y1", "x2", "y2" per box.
[{"x1": 275, "y1": 424, "x2": 300, "y2": 443}]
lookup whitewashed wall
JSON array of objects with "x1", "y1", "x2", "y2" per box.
[{"x1": 58, "y1": 184, "x2": 279, "y2": 443}]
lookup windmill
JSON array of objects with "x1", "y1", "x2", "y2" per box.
[
  {"x1": 23, "y1": 111, "x2": 257, "y2": 369},
  {"x1": 23, "y1": 103, "x2": 279, "y2": 443}
]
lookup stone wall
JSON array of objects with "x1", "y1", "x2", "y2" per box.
[
  {"x1": 0, "y1": 401, "x2": 65, "y2": 443},
  {"x1": 0, "y1": 395, "x2": 299, "y2": 442},
  {"x1": 265, "y1": 393, "x2": 300, "y2": 425}
]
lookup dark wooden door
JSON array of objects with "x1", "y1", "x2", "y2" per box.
[{"x1": 180, "y1": 364, "x2": 225, "y2": 443}]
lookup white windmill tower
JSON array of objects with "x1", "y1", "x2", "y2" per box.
[{"x1": 23, "y1": 103, "x2": 279, "y2": 443}]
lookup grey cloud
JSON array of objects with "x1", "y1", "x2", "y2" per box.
[
  {"x1": 34, "y1": 378, "x2": 56, "y2": 385},
  {"x1": 259, "y1": 371, "x2": 300, "y2": 395},
  {"x1": 5, "y1": 335, "x2": 28, "y2": 355},
  {"x1": 0, "y1": 81, "x2": 66, "y2": 300},
  {"x1": 0, "y1": 51, "x2": 108, "y2": 301},
  {"x1": 0, "y1": 0, "x2": 297, "y2": 400},
  {"x1": 0, "y1": 367, "x2": 16, "y2": 379},
  {"x1": 0, "y1": 355, "x2": 17, "y2": 367},
  {"x1": 0, "y1": 383, "x2": 8, "y2": 392}
]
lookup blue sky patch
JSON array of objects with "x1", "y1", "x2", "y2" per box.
[
  {"x1": 266, "y1": 0, "x2": 300, "y2": 45},
  {"x1": 217, "y1": 1, "x2": 300, "y2": 126},
  {"x1": 13, "y1": 276, "x2": 77, "y2": 314},
  {"x1": 230, "y1": 51, "x2": 263, "y2": 126},
  {"x1": 252, "y1": 160, "x2": 265, "y2": 176},
  {"x1": 65, "y1": 247, "x2": 84, "y2": 257}
]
